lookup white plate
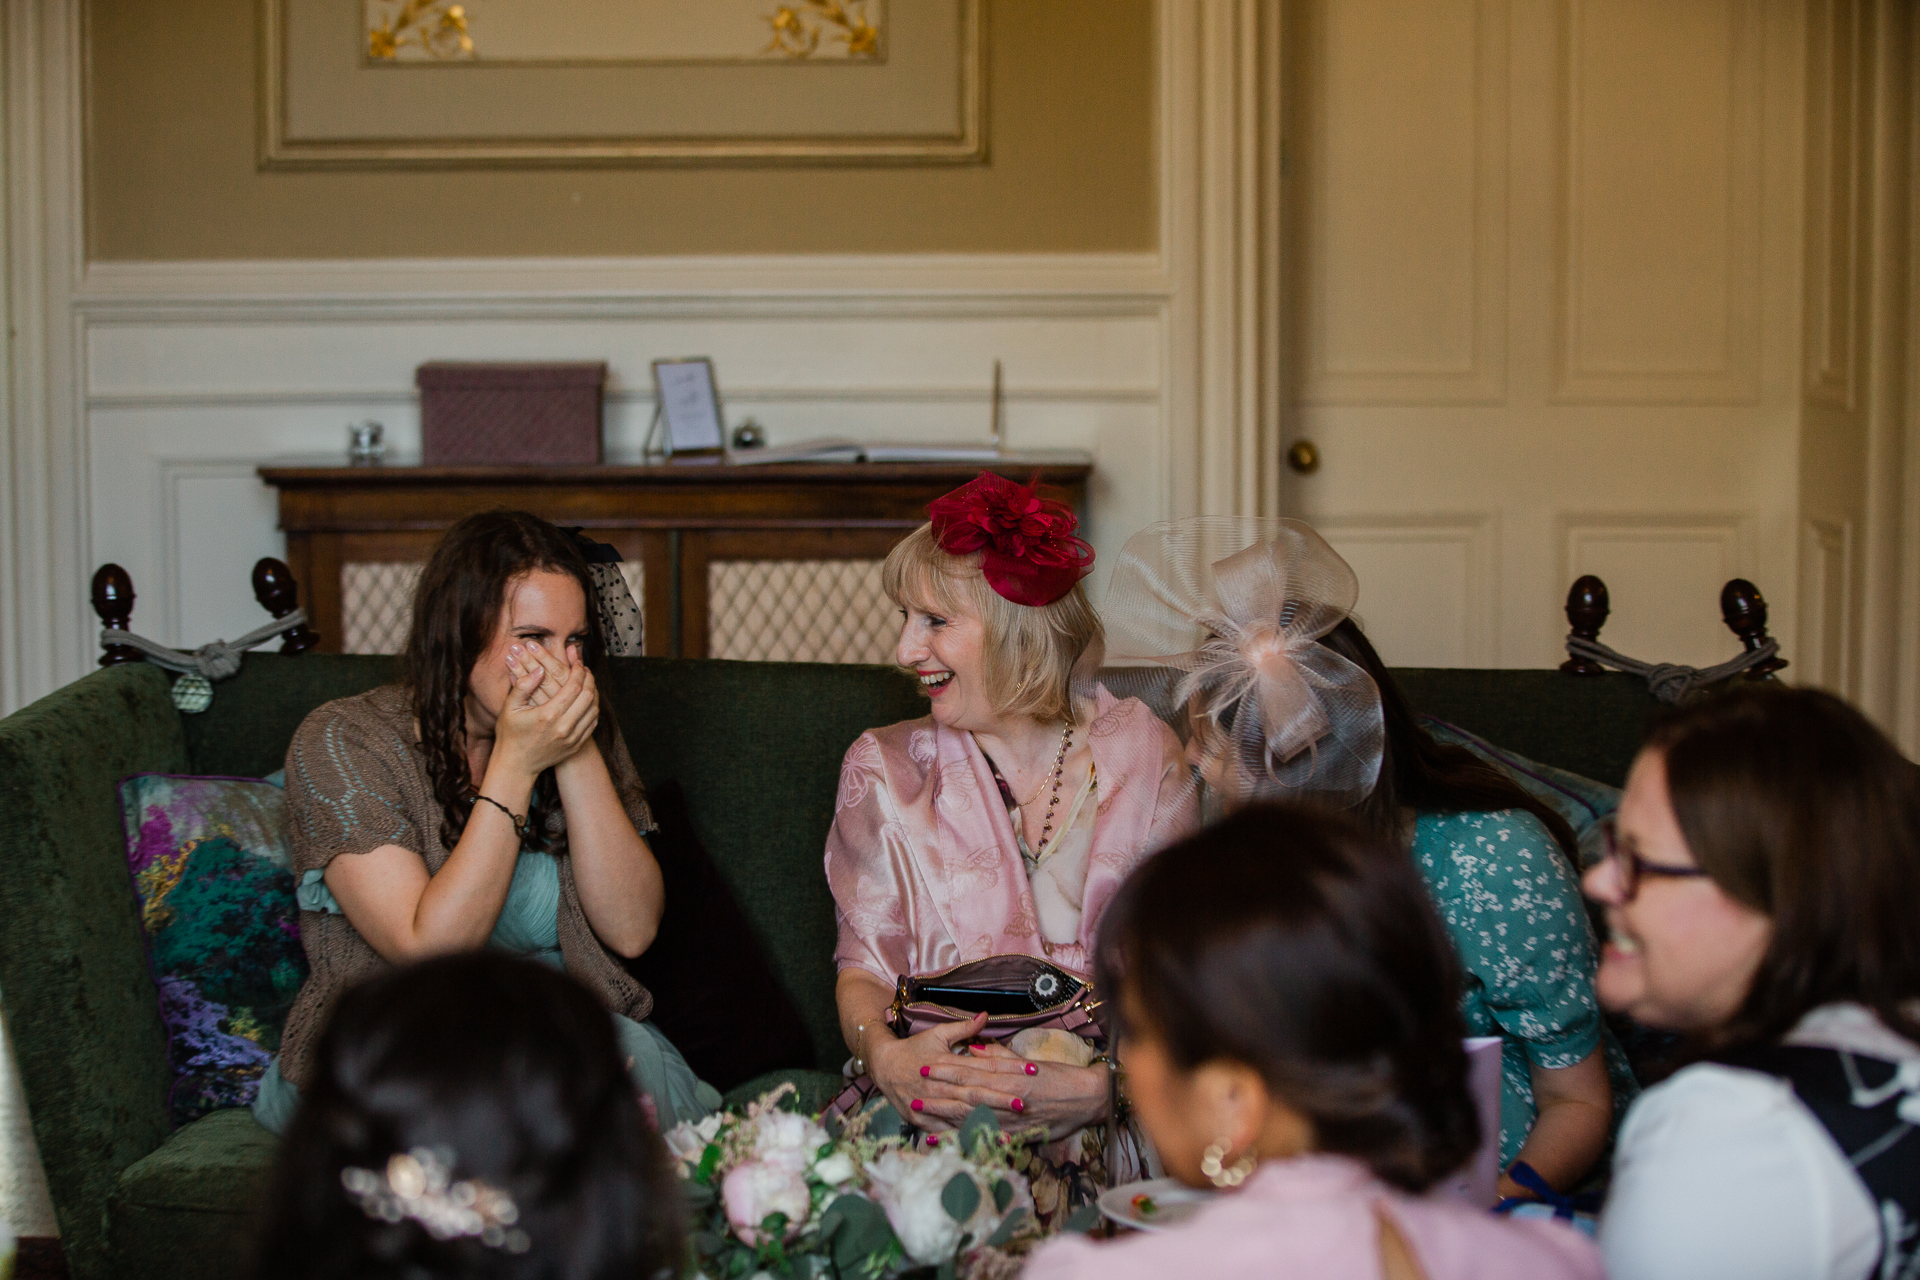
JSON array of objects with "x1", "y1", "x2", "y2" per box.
[{"x1": 1098, "y1": 1177, "x2": 1215, "y2": 1232}]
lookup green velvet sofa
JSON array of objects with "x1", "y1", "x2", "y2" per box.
[{"x1": 0, "y1": 654, "x2": 1659, "y2": 1280}]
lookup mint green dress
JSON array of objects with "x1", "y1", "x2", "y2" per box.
[
  {"x1": 251, "y1": 852, "x2": 719, "y2": 1134},
  {"x1": 1411, "y1": 809, "x2": 1636, "y2": 1168}
]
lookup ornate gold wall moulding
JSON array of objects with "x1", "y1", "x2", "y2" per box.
[
  {"x1": 765, "y1": 2, "x2": 883, "y2": 60},
  {"x1": 366, "y1": 0, "x2": 473, "y2": 61},
  {"x1": 268, "y1": 0, "x2": 979, "y2": 169}
]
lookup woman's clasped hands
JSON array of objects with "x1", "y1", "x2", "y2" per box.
[
  {"x1": 866, "y1": 1012, "x2": 1109, "y2": 1140},
  {"x1": 495, "y1": 638, "x2": 600, "y2": 779}
]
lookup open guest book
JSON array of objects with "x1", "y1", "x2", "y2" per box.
[{"x1": 726, "y1": 437, "x2": 1003, "y2": 466}]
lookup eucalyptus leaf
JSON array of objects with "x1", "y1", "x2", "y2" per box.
[
  {"x1": 693, "y1": 1230, "x2": 726, "y2": 1257},
  {"x1": 1062, "y1": 1203, "x2": 1104, "y2": 1234},
  {"x1": 818, "y1": 1194, "x2": 897, "y2": 1271},
  {"x1": 992, "y1": 1178, "x2": 1014, "y2": 1213},
  {"x1": 864, "y1": 1100, "x2": 908, "y2": 1141},
  {"x1": 958, "y1": 1103, "x2": 1000, "y2": 1155},
  {"x1": 940, "y1": 1171, "x2": 982, "y2": 1223},
  {"x1": 936, "y1": 1260, "x2": 957, "y2": 1280},
  {"x1": 986, "y1": 1206, "x2": 1030, "y2": 1248},
  {"x1": 682, "y1": 1180, "x2": 716, "y2": 1209}
]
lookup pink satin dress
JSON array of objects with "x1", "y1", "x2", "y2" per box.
[
  {"x1": 1024, "y1": 1156, "x2": 1604, "y2": 1280},
  {"x1": 825, "y1": 686, "x2": 1197, "y2": 988}
]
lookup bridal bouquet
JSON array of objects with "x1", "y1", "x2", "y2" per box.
[{"x1": 665, "y1": 1084, "x2": 1042, "y2": 1279}]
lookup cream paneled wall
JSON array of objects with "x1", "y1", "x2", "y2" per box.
[
  {"x1": 1283, "y1": 0, "x2": 1807, "y2": 671},
  {"x1": 79, "y1": 259, "x2": 1170, "y2": 648}
]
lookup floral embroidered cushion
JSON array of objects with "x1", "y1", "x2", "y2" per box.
[{"x1": 118, "y1": 772, "x2": 308, "y2": 1126}]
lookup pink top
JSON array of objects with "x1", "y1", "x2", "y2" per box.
[
  {"x1": 1023, "y1": 1157, "x2": 1603, "y2": 1280},
  {"x1": 825, "y1": 686, "x2": 1195, "y2": 982}
]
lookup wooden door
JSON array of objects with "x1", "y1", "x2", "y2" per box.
[{"x1": 1281, "y1": 0, "x2": 1803, "y2": 670}]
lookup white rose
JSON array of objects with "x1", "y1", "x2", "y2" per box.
[
  {"x1": 864, "y1": 1148, "x2": 1012, "y2": 1266},
  {"x1": 811, "y1": 1151, "x2": 858, "y2": 1187},
  {"x1": 664, "y1": 1112, "x2": 725, "y2": 1167},
  {"x1": 750, "y1": 1108, "x2": 830, "y2": 1174}
]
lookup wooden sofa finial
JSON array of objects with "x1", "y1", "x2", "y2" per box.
[
  {"x1": 1720, "y1": 579, "x2": 1788, "y2": 679},
  {"x1": 1559, "y1": 575, "x2": 1611, "y2": 675},
  {"x1": 92, "y1": 563, "x2": 144, "y2": 667},
  {"x1": 252, "y1": 557, "x2": 321, "y2": 655}
]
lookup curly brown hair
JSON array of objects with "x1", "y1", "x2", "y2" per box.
[{"x1": 400, "y1": 510, "x2": 609, "y2": 852}]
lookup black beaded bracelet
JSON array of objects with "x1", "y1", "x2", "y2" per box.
[{"x1": 473, "y1": 794, "x2": 531, "y2": 842}]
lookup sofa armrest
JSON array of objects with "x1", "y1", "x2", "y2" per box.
[{"x1": 0, "y1": 662, "x2": 192, "y2": 1280}]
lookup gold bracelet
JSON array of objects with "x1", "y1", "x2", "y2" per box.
[{"x1": 853, "y1": 1021, "x2": 870, "y2": 1077}]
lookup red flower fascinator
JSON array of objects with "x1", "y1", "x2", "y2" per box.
[{"x1": 927, "y1": 472, "x2": 1095, "y2": 607}]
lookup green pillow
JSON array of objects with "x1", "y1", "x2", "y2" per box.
[{"x1": 119, "y1": 772, "x2": 308, "y2": 1125}]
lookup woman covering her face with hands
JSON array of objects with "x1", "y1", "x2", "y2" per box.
[
  {"x1": 1589, "y1": 686, "x2": 1920, "y2": 1280},
  {"x1": 824, "y1": 474, "x2": 1198, "y2": 1224},
  {"x1": 253, "y1": 510, "x2": 718, "y2": 1133}
]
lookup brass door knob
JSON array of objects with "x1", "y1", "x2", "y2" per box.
[{"x1": 1286, "y1": 440, "x2": 1320, "y2": 474}]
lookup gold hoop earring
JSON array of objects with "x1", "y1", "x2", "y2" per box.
[{"x1": 1199, "y1": 1140, "x2": 1256, "y2": 1189}]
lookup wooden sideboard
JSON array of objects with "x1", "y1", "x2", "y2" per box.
[{"x1": 257, "y1": 454, "x2": 1093, "y2": 659}]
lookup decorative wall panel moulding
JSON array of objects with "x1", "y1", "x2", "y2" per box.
[
  {"x1": 1798, "y1": 513, "x2": 1855, "y2": 692},
  {"x1": 1551, "y1": 0, "x2": 1763, "y2": 405},
  {"x1": 1801, "y1": 0, "x2": 1867, "y2": 412},
  {"x1": 1306, "y1": 512, "x2": 1498, "y2": 666},
  {"x1": 262, "y1": 0, "x2": 983, "y2": 167},
  {"x1": 74, "y1": 255, "x2": 1172, "y2": 322},
  {"x1": 1291, "y1": 0, "x2": 1509, "y2": 407}
]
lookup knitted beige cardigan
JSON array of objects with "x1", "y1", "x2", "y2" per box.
[{"x1": 275, "y1": 684, "x2": 654, "y2": 1089}]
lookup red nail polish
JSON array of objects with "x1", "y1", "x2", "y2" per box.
[
  {"x1": 1024, "y1": 1062, "x2": 1038, "y2": 1076},
  {"x1": 920, "y1": 1065, "x2": 931, "y2": 1078},
  {"x1": 926, "y1": 1134, "x2": 939, "y2": 1147},
  {"x1": 911, "y1": 1098, "x2": 924, "y2": 1112},
  {"x1": 1011, "y1": 1097, "x2": 1025, "y2": 1113}
]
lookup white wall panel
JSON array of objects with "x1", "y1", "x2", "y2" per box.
[
  {"x1": 1316, "y1": 514, "x2": 1496, "y2": 667},
  {"x1": 1553, "y1": 0, "x2": 1763, "y2": 403},
  {"x1": 78, "y1": 267, "x2": 1171, "y2": 648},
  {"x1": 1292, "y1": 0, "x2": 1508, "y2": 404},
  {"x1": 1799, "y1": 515, "x2": 1855, "y2": 692}
]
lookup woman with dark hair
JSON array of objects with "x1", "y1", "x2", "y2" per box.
[
  {"x1": 1102, "y1": 518, "x2": 1625, "y2": 1203},
  {"x1": 1589, "y1": 685, "x2": 1920, "y2": 1280},
  {"x1": 253, "y1": 509, "x2": 717, "y2": 1133},
  {"x1": 253, "y1": 951, "x2": 685, "y2": 1280},
  {"x1": 1024, "y1": 805, "x2": 1601, "y2": 1279}
]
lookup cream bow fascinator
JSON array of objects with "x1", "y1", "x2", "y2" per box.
[{"x1": 1103, "y1": 517, "x2": 1385, "y2": 809}]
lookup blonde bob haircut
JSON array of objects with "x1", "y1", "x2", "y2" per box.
[{"x1": 881, "y1": 523, "x2": 1104, "y2": 724}]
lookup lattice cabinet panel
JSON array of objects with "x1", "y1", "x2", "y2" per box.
[
  {"x1": 342, "y1": 563, "x2": 424, "y2": 654},
  {"x1": 342, "y1": 560, "x2": 646, "y2": 656},
  {"x1": 707, "y1": 559, "x2": 899, "y2": 664}
]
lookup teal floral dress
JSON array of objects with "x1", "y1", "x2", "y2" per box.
[{"x1": 1411, "y1": 809, "x2": 1636, "y2": 1168}]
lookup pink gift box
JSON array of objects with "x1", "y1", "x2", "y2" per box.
[{"x1": 417, "y1": 361, "x2": 607, "y2": 466}]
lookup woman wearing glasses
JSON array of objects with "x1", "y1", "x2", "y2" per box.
[{"x1": 1590, "y1": 686, "x2": 1920, "y2": 1280}]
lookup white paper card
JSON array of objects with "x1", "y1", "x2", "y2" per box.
[{"x1": 652, "y1": 359, "x2": 725, "y2": 452}]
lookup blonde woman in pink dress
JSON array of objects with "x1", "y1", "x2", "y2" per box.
[
  {"x1": 1024, "y1": 804, "x2": 1603, "y2": 1280},
  {"x1": 824, "y1": 473, "x2": 1198, "y2": 1218}
]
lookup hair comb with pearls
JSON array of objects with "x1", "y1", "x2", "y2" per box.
[{"x1": 341, "y1": 1146, "x2": 531, "y2": 1254}]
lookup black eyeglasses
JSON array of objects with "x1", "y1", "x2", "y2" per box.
[{"x1": 1599, "y1": 816, "x2": 1711, "y2": 902}]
